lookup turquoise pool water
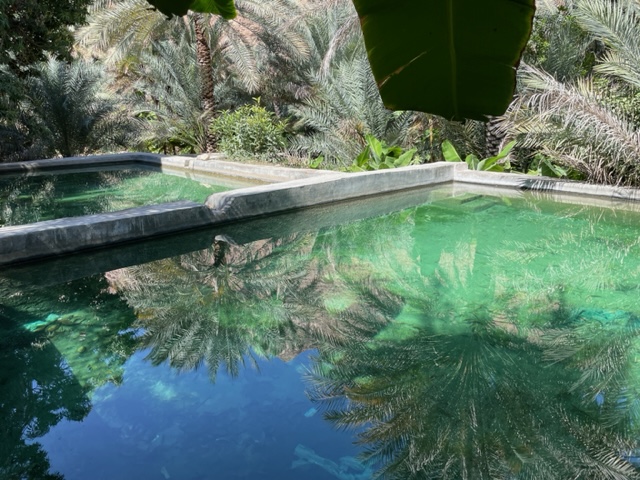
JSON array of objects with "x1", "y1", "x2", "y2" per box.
[
  {"x1": 3, "y1": 186, "x2": 640, "y2": 479},
  {"x1": 0, "y1": 168, "x2": 244, "y2": 227}
]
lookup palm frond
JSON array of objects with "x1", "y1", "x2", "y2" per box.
[
  {"x1": 290, "y1": 56, "x2": 417, "y2": 166},
  {"x1": 575, "y1": 0, "x2": 640, "y2": 88},
  {"x1": 505, "y1": 64, "x2": 640, "y2": 185}
]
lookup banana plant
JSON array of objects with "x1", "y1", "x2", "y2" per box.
[
  {"x1": 143, "y1": 0, "x2": 535, "y2": 121},
  {"x1": 442, "y1": 139, "x2": 515, "y2": 172},
  {"x1": 348, "y1": 134, "x2": 420, "y2": 172}
]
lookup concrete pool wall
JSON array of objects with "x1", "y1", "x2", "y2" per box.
[{"x1": 2, "y1": 152, "x2": 640, "y2": 266}]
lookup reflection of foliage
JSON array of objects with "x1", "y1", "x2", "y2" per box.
[
  {"x1": 307, "y1": 304, "x2": 640, "y2": 479},
  {"x1": 0, "y1": 306, "x2": 91, "y2": 479},
  {"x1": 0, "y1": 169, "x2": 221, "y2": 227},
  {"x1": 110, "y1": 207, "x2": 418, "y2": 380},
  {"x1": 543, "y1": 311, "x2": 640, "y2": 437},
  {"x1": 305, "y1": 198, "x2": 640, "y2": 479},
  {"x1": 111, "y1": 235, "x2": 319, "y2": 380},
  {"x1": 100, "y1": 194, "x2": 640, "y2": 478}
]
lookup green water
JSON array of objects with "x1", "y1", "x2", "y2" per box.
[
  {"x1": 3, "y1": 187, "x2": 640, "y2": 479},
  {"x1": 0, "y1": 168, "x2": 238, "y2": 226}
]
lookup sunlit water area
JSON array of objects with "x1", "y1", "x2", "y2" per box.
[
  {"x1": 4, "y1": 185, "x2": 640, "y2": 479},
  {"x1": 0, "y1": 167, "x2": 252, "y2": 227}
]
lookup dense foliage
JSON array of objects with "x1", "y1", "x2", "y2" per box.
[
  {"x1": 0, "y1": 0, "x2": 91, "y2": 75},
  {"x1": 0, "y1": 0, "x2": 639, "y2": 187},
  {"x1": 503, "y1": 0, "x2": 640, "y2": 185},
  {"x1": 211, "y1": 101, "x2": 288, "y2": 159}
]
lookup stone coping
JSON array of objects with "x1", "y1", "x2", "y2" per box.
[
  {"x1": 454, "y1": 168, "x2": 640, "y2": 203},
  {"x1": 0, "y1": 152, "x2": 334, "y2": 182},
  {"x1": 0, "y1": 202, "x2": 216, "y2": 265},
  {"x1": 4, "y1": 154, "x2": 640, "y2": 266}
]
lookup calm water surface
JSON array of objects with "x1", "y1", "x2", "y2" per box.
[
  {"x1": 3, "y1": 187, "x2": 640, "y2": 479},
  {"x1": 0, "y1": 168, "x2": 241, "y2": 226}
]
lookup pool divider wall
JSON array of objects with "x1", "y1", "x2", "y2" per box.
[
  {"x1": 3, "y1": 186, "x2": 451, "y2": 287},
  {"x1": 205, "y1": 163, "x2": 457, "y2": 222},
  {"x1": 0, "y1": 201, "x2": 217, "y2": 265},
  {"x1": 0, "y1": 160, "x2": 458, "y2": 265}
]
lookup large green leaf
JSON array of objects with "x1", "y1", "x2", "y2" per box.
[
  {"x1": 146, "y1": 0, "x2": 236, "y2": 19},
  {"x1": 351, "y1": 0, "x2": 536, "y2": 120}
]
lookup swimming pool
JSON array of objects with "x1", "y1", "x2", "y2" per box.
[{"x1": 3, "y1": 184, "x2": 640, "y2": 479}]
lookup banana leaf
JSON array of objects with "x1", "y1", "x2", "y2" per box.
[{"x1": 352, "y1": 0, "x2": 536, "y2": 120}]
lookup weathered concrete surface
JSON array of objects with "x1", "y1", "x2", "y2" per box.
[
  {"x1": 0, "y1": 201, "x2": 215, "y2": 265},
  {"x1": 206, "y1": 163, "x2": 456, "y2": 222},
  {"x1": 454, "y1": 167, "x2": 640, "y2": 202},
  {"x1": 450, "y1": 180, "x2": 640, "y2": 213},
  {"x1": 193, "y1": 153, "x2": 335, "y2": 182},
  {"x1": 0, "y1": 162, "x2": 455, "y2": 265},
  {"x1": 0, "y1": 152, "x2": 158, "y2": 174},
  {"x1": 1, "y1": 227, "x2": 218, "y2": 287},
  {"x1": 0, "y1": 152, "x2": 335, "y2": 182}
]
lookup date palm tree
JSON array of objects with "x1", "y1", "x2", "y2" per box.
[
  {"x1": 290, "y1": 55, "x2": 422, "y2": 166},
  {"x1": 78, "y1": 0, "x2": 308, "y2": 152},
  {"x1": 501, "y1": 0, "x2": 640, "y2": 184},
  {"x1": 21, "y1": 57, "x2": 136, "y2": 158},
  {"x1": 132, "y1": 37, "x2": 209, "y2": 153},
  {"x1": 506, "y1": 65, "x2": 640, "y2": 185},
  {"x1": 574, "y1": 0, "x2": 640, "y2": 90}
]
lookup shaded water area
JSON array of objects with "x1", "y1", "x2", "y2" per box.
[
  {"x1": 0, "y1": 167, "x2": 244, "y2": 227},
  {"x1": 4, "y1": 185, "x2": 640, "y2": 479}
]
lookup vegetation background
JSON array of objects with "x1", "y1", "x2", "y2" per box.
[{"x1": 1, "y1": 0, "x2": 639, "y2": 184}]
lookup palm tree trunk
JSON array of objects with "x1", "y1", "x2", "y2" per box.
[
  {"x1": 193, "y1": 13, "x2": 216, "y2": 153},
  {"x1": 484, "y1": 115, "x2": 505, "y2": 157}
]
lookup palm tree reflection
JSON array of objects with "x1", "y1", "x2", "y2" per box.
[
  {"x1": 306, "y1": 301, "x2": 640, "y2": 479},
  {"x1": 109, "y1": 197, "x2": 640, "y2": 478},
  {"x1": 111, "y1": 234, "x2": 316, "y2": 380},
  {"x1": 110, "y1": 209, "x2": 416, "y2": 381},
  {"x1": 304, "y1": 201, "x2": 640, "y2": 479}
]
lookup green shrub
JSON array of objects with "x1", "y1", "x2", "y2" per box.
[
  {"x1": 211, "y1": 100, "x2": 287, "y2": 160},
  {"x1": 345, "y1": 134, "x2": 421, "y2": 172}
]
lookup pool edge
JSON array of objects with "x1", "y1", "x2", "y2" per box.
[{"x1": 5, "y1": 156, "x2": 640, "y2": 266}]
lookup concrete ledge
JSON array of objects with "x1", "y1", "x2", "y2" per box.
[
  {"x1": 193, "y1": 153, "x2": 334, "y2": 182},
  {"x1": 0, "y1": 152, "x2": 161, "y2": 174},
  {"x1": 0, "y1": 201, "x2": 215, "y2": 264},
  {"x1": 0, "y1": 162, "x2": 455, "y2": 265},
  {"x1": 454, "y1": 167, "x2": 640, "y2": 201},
  {"x1": 2, "y1": 186, "x2": 452, "y2": 286},
  {"x1": 0, "y1": 152, "x2": 334, "y2": 183},
  {"x1": 205, "y1": 163, "x2": 456, "y2": 222}
]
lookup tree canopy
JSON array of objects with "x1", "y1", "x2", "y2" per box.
[{"x1": 0, "y1": 0, "x2": 92, "y2": 74}]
